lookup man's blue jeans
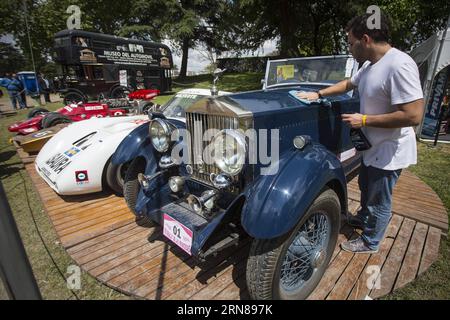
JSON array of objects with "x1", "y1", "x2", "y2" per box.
[
  {"x1": 357, "y1": 163, "x2": 402, "y2": 250},
  {"x1": 8, "y1": 91, "x2": 26, "y2": 109}
]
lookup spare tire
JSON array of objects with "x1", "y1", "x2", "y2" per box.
[
  {"x1": 28, "y1": 108, "x2": 49, "y2": 119},
  {"x1": 42, "y1": 112, "x2": 72, "y2": 128}
]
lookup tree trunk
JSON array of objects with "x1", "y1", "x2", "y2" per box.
[
  {"x1": 179, "y1": 38, "x2": 190, "y2": 79},
  {"x1": 278, "y1": 0, "x2": 297, "y2": 58}
]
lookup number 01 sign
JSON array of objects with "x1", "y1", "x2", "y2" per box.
[{"x1": 163, "y1": 214, "x2": 193, "y2": 255}]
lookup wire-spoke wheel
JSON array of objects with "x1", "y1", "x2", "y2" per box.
[
  {"x1": 279, "y1": 212, "x2": 330, "y2": 293},
  {"x1": 246, "y1": 188, "x2": 341, "y2": 300}
]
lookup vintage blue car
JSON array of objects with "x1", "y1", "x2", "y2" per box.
[{"x1": 113, "y1": 56, "x2": 362, "y2": 300}]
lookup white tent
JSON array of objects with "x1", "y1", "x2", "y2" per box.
[{"x1": 410, "y1": 18, "x2": 450, "y2": 140}]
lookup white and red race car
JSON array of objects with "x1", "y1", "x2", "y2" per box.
[{"x1": 34, "y1": 88, "x2": 229, "y2": 196}]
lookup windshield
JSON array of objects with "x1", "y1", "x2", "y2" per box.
[
  {"x1": 162, "y1": 92, "x2": 207, "y2": 118},
  {"x1": 265, "y1": 56, "x2": 356, "y2": 88}
]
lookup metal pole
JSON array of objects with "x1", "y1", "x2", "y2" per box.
[
  {"x1": 23, "y1": 0, "x2": 41, "y2": 106},
  {"x1": 0, "y1": 180, "x2": 42, "y2": 300}
]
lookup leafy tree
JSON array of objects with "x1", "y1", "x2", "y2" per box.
[
  {"x1": 374, "y1": 0, "x2": 450, "y2": 51},
  {"x1": 0, "y1": 42, "x2": 26, "y2": 74},
  {"x1": 0, "y1": 0, "x2": 135, "y2": 71},
  {"x1": 114, "y1": 0, "x2": 233, "y2": 78},
  {"x1": 230, "y1": 0, "x2": 450, "y2": 57}
]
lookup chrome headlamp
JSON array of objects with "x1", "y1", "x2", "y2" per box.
[
  {"x1": 149, "y1": 118, "x2": 172, "y2": 153},
  {"x1": 211, "y1": 129, "x2": 246, "y2": 176}
]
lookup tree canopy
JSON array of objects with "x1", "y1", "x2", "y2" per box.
[{"x1": 0, "y1": 0, "x2": 449, "y2": 76}]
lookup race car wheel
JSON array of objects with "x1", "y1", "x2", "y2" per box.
[
  {"x1": 105, "y1": 160, "x2": 128, "y2": 196},
  {"x1": 63, "y1": 92, "x2": 85, "y2": 105},
  {"x1": 110, "y1": 86, "x2": 130, "y2": 99},
  {"x1": 142, "y1": 102, "x2": 155, "y2": 114},
  {"x1": 28, "y1": 108, "x2": 49, "y2": 119},
  {"x1": 246, "y1": 188, "x2": 340, "y2": 300},
  {"x1": 42, "y1": 113, "x2": 72, "y2": 128},
  {"x1": 123, "y1": 157, "x2": 146, "y2": 215}
]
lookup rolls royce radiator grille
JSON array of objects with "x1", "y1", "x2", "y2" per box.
[{"x1": 185, "y1": 112, "x2": 239, "y2": 185}]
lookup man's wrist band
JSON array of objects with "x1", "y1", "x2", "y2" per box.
[{"x1": 362, "y1": 114, "x2": 367, "y2": 127}]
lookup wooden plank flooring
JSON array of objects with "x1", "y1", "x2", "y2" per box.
[{"x1": 17, "y1": 148, "x2": 448, "y2": 300}]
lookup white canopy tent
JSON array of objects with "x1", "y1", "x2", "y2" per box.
[{"x1": 410, "y1": 17, "x2": 450, "y2": 142}]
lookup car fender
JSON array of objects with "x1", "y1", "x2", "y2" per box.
[
  {"x1": 241, "y1": 142, "x2": 347, "y2": 240},
  {"x1": 112, "y1": 117, "x2": 186, "y2": 165},
  {"x1": 112, "y1": 122, "x2": 152, "y2": 165}
]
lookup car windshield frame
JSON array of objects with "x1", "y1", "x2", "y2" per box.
[{"x1": 263, "y1": 55, "x2": 357, "y2": 89}]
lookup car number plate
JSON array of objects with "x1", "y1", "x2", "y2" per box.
[{"x1": 163, "y1": 213, "x2": 193, "y2": 255}]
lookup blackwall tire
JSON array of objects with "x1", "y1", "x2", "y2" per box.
[
  {"x1": 142, "y1": 102, "x2": 155, "y2": 115},
  {"x1": 105, "y1": 160, "x2": 127, "y2": 196},
  {"x1": 63, "y1": 92, "x2": 85, "y2": 105},
  {"x1": 42, "y1": 113, "x2": 72, "y2": 128},
  {"x1": 28, "y1": 108, "x2": 49, "y2": 119},
  {"x1": 123, "y1": 157, "x2": 146, "y2": 215},
  {"x1": 246, "y1": 188, "x2": 340, "y2": 300},
  {"x1": 110, "y1": 86, "x2": 130, "y2": 99}
]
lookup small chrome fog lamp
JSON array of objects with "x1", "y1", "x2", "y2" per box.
[
  {"x1": 293, "y1": 135, "x2": 311, "y2": 150},
  {"x1": 168, "y1": 176, "x2": 185, "y2": 193}
]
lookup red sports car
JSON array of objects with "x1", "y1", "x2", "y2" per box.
[{"x1": 8, "y1": 89, "x2": 159, "y2": 135}]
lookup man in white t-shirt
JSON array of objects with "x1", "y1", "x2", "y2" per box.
[{"x1": 297, "y1": 13, "x2": 424, "y2": 253}]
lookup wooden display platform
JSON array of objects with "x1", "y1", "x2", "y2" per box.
[{"x1": 17, "y1": 148, "x2": 448, "y2": 300}]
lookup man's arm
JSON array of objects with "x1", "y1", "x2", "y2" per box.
[
  {"x1": 296, "y1": 78, "x2": 355, "y2": 100},
  {"x1": 341, "y1": 98, "x2": 424, "y2": 129}
]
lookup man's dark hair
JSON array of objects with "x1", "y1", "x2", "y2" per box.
[{"x1": 345, "y1": 12, "x2": 391, "y2": 43}]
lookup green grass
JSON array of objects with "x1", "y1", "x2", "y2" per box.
[
  {"x1": 0, "y1": 73, "x2": 449, "y2": 300},
  {"x1": 0, "y1": 107, "x2": 128, "y2": 300},
  {"x1": 382, "y1": 142, "x2": 450, "y2": 300}
]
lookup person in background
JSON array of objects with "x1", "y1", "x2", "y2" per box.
[
  {"x1": 38, "y1": 73, "x2": 51, "y2": 103},
  {"x1": 1, "y1": 73, "x2": 26, "y2": 110}
]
